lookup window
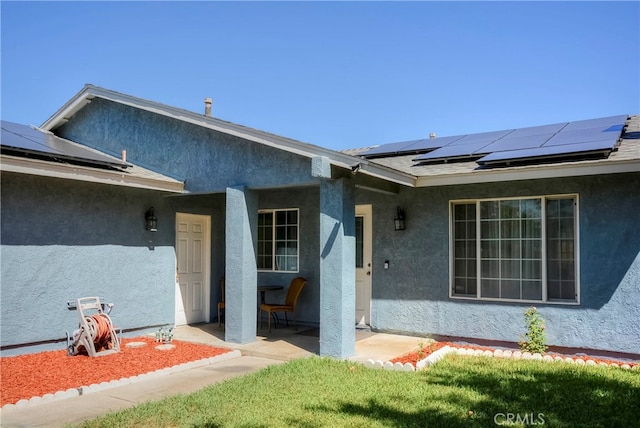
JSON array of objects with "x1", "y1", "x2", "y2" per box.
[
  {"x1": 451, "y1": 196, "x2": 578, "y2": 303},
  {"x1": 258, "y1": 209, "x2": 299, "y2": 272},
  {"x1": 355, "y1": 216, "x2": 364, "y2": 268}
]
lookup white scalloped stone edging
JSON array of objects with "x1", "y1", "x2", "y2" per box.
[
  {"x1": 0, "y1": 350, "x2": 241, "y2": 411},
  {"x1": 362, "y1": 345, "x2": 639, "y2": 373},
  {"x1": 416, "y1": 346, "x2": 456, "y2": 369},
  {"x1": 363, "y1": 358, "x2": 415, "y2": 372},
  {"x1": 445, "y1": 346, "x2": 637, "y2": 370}
]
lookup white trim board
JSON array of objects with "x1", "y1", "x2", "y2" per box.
[{"x1": 1, "y1": 155, "x2": 184, "y2": 193}]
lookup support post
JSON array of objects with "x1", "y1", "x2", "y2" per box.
[
  {"x1": 224, "y1": 186, "x2": 258, "y2": 344},
  {"x1": 319, "y1": 178, "x2": 356, "y2": 358}
]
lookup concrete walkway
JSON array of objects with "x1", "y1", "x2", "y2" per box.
[{"x1": 0, "y1": 325, "x2": 423, "y2": 428}]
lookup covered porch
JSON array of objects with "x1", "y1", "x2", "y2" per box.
[
  {"x1": 222, "y1": 176, "x2": 357, "y2": 358},
  {"x1": 172, "y1": 161, "x2": 400, "y2": 359}
]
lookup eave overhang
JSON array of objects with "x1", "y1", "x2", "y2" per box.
[
  {"x1": 1, "y1": 155, "x2": 185, "y2": 193},
  {"x1": 414, "y1": 159, "x2": 640, "y2": 187}
]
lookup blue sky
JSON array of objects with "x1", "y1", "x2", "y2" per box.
[{"x1": 2, "y1": 1, "x2": 638, "y2": 151}]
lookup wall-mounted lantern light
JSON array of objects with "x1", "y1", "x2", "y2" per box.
[
  {"x1": 394, "y1": 206, "x2": 406, "y2": 231},
  {"x1": 145, "y1": 207, "x2": 158, "y2": 232}
]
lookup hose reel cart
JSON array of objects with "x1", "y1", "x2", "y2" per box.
[{"x1": 67, "y1": 297, "x2": 121, "y2": 357}]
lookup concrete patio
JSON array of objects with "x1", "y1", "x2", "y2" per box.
[{"x1": 172, "y1": 323, "x2": 424, "y2": 363}]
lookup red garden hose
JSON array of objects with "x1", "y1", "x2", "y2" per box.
[{"x1": 82, "y1": 314, "x2": 115, "y2": 352}]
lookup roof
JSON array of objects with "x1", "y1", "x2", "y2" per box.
[
  {"x1": 357, "y1": 115, "x2": 640, "y2": 187},
  {"x1": 37, "y1": 85, "x2": 640, "y2": 189},
  {"x1": 2, "y1": 120, "x2": 131, "y2": 169},
  {"x1": 41, "y1": 85, "x2": 415, "y2": 187},
  {"x1": 1, "y1": 121, "x2": 184, "y2": 193}
]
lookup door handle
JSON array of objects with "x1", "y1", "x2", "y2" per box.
[{"x1": 366, "y1": 271, "x2": 371, "y2": 276}]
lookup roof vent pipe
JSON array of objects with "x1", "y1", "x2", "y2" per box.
[
  {"x1": 429, "y1": 133, "x2": 436, "y2": 139},
  {"x1": 204, "y1": 98, "x2": 212, "y2": 117}
]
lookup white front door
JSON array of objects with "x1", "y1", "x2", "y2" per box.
[
  {"x1": 355, "y1": 205, "x2": 372, "y2": 326},
  {"x1": 175, "y1": 213, "x2": 211, "y2": 325}
]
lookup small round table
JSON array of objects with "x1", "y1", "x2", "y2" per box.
[
  {"x1": 257, "y1": 285, "x2": 284, "y2": 327},
  {"x1": 257, "y1": 285, "x2": 283, "y2": 305}
]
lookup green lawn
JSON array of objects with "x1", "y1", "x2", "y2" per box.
[{"x1": 76, "y1": 355, "x2": 639, "y2": 428}]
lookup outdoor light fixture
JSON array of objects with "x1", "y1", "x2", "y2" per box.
[
  {"x1": 145, "y1": 207, "x2": 158, "y2": 232},
  {"x1": 394, "y1": 206, "x2": 406, "y2": 231}
]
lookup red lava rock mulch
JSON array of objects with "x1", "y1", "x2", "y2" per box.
[
  {"x1": 390, "y1": 341, "x2": 444, "y2": 365},
  {"x1": 0, "y1": 336, "x2": 230, "y2": 406},
  {"x1": 389, "y1": 341, "x2": 639, "y2": 368}
]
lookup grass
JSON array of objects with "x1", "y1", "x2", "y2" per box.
[{"x1": 75, "y1": 355, "x2": 639, "y2": 428}]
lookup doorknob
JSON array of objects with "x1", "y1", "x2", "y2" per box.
[{"x1": 366, "y1": 271, "x2": 371, "y2": 276}]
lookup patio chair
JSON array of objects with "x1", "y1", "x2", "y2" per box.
[
  {"x1": 259, "y1": 277, "x2": 307, "y2": 332},
  {"x1": 218, "y1": 277, "x2": 225, "y2": 327}
]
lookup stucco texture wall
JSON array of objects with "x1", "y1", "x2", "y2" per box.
[
  {"x1": 257, "y1": 187, "x2": 321, "y2": 326},
  {"x1": 56, "y1": 98, "x2": 316, "y2": 193},
  {"x1": 1, "y1": 173, "x2": 176, "y2": 355},
  {"x1": 53, "y1": 99, "x2": 353, "y2": 332},
  {"x1": 359, "y1": 172, "x2": 640, "y2": 354}
]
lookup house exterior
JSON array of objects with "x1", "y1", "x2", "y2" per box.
[{"x1": 2, "y1": 84, "x2": 638, "y2": 357}]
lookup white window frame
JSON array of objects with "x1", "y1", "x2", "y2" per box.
[
  {"x1": 257, "y1": 208, "x2": 300, "y2": 273},
  {"x1": 449, "y1": 194, "x2": 580, "y2": 305}
]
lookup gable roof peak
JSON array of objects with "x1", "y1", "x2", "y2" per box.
[{"x1": 41, "y1": 84, "x2": 416, "y2": 188}]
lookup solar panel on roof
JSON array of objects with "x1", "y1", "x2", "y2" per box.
[
  {"x1": 1, "y1": 120, "x2": 130, "y2": 169},
  {"x1": 361, "y1": 114, "x2": 627, "y2": 167},
  {"x1": 402, "y1": 135, "x2": 465, "y2": 152},
  {"x1": 414, "y1": 115, "x2": 626, "y2": 165},
  {"x1": 447, "y1": 129, "x2": 513, "y2": 145},
  {"x1": 360, "y1": 139, "x2": 425, "y2": 157},
  {"x1": 409, "y1": 129, "x2": 515, "y2": 163},
  {"x1": 477, "y1": 139, "x2": 617, "y2": 166},
  {"x1": 560, "y1": 114, "x2": 628, "y2": 132},
  {"x1": 413, "y1": 141, "x2": 494, "y2": 162},
  {"x1": 400, "y1": 138, "x2": 443, "y2": 152},
  {"x1": 2, "y1": 120, "x2": 51, "y2": 140},
  {"x1": 480, "y1": 133, "x2": 554, "y2": 153},
  {"x1": 505, "y1": 122, "x2": 567, "y2": 138},
  {"x1": 361, "y1": 135, "x2": 464, "y2": 158},
  {"x1": 1, "y1": 127, "x2": 56, "y2": 154},
  {"x1": 543, "y1": 126, "x2": 621, "y2": 147}
]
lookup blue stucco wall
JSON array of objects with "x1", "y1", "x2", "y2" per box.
[
  {"x1": 319, "y1": 179, "x2": 356, "y2": 357},
  {"x1": 33, "y1": 97, "x2": 638, "y2": 355},
  {"x1": 256, "y1": 187, "x2": 321, "y2": 326},
  {"x1": 359, "y1": 172, "x2": 640, "y2": 355},
  {"x1": 224, "y1": 186, "x2": 259, "y2": 343},
  {"x1": 53, "y1": 98, "x2": 335, "y2": 330},
  {"x1": 0, "y1": 172, "x2": 177, "y2": 355},
  {"x1": 56, "y1": 99, "x2": 331, "y2": 323},
  {"x1": 57, "y1": 98, "x2": 316, "y2": 192},
  {"x1": 53, "y1": 99, "x2": 352, "y2": 331},
  {"x1": 1, "y1": 175, "x2": 228, "y2": 356}
]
